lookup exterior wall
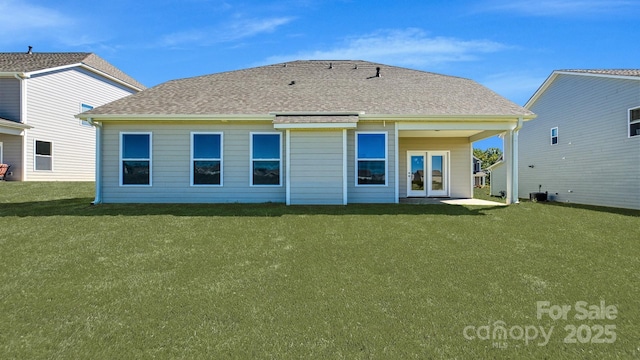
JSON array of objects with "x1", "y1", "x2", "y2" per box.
[
  {"x1": 0, "y1": 77, "x2": 21, "y2": 122},
  {"x1": 101, "y1": 122, "x2": 286, "y2": 203},
  {"x1": 399, "y1": 137, "x2": 472, "y2": 198},
  {"x1": 347, "y1": 122, "x2": 396, "y2": 203},
  {"x1": 24, "y1": 68, "x2": 136, "y2": 181},
  {"x1": 0, "y1": 135, "x2": 23, "y2": 180},
  {"x1": 520, "y1": 74, "x2": 640, "y2": 209},
  {"x1": 489, "y1": 162, "x2": 506, "y2": 197},
  {"x1": 289, "y1": 130, "x2": 344, "y2": 205}
]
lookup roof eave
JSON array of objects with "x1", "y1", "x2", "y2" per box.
[
  {"x1": 76, "y1": 114, "x2": 275, "y2": 121},
  {"x1": 361, "y1": 114, "x2": 536, "y2": 121},
  {"x1": 21, "y1": 63, "x2": 143, "y2": 92}
]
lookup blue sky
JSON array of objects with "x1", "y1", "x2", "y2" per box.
[{"x1": 2, "y1": 0, "x2": 638, "y2": 150}]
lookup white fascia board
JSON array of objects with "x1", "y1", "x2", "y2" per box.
[
  {"x1": 273, "y1": 122, "x2": 358, "y2": 129},
  {"x1": 398, "y1": 121, "x2": 517, "y2": 131},
  {"x1": 361, "y1": 114, "x2": 536, "y2": 121},
  {"x1": 23, "y1": 63, "x2": 143, "y2": 92},
  {"x1": 270, "y1": 111, "x2": 364, "y2": 116},
  {"x1": 75, "y1": 114, "x2": 274, "y2": 121}
]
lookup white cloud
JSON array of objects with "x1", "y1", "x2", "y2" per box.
[
  {"x1": 160, "y1": 16, "x2": 294, "y2": 47},
  {"x1": 0, "y1": 0, "x2": 76, "y2": 46},
  {"x1": 479, "y1": 72, "x2": 549, "y2": 105},
  {"x1": 264, "y1": 28, "x2": 507, "y2": 67},
  {"x1": 482, "y1": 0, "x2": 637, "y2": 16}
]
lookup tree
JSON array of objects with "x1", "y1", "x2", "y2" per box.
[{"x1": 473, "y1": 147, "x2": 503, "y2": 170}]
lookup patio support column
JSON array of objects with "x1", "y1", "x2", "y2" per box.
[{"x1": 505, "y1": 118, "x2": 523, "y2": 204}]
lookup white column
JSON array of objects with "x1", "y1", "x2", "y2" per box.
[
  {"x1": 343, "y1": 129, "x2": 348, "y2": 205},
  {"x1": 285, "y1": 129, "x2": 291, "y2": 205},
  {"x1": 504, "y1": 130, "x2": 513, "y2": 204}
]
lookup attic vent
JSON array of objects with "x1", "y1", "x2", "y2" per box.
[
  {"x1": 283, "y1": 63, "x2": 287, "y2": 67},
  {"x1": 376, "y1": 67, "x2": 381, "y2": 77},
  {"x1": 27, "y1": 46, "x2": 33, "y2": 54},
  {"x1": 329, "y1": 62, "x2": 333, "y2": 69},
  {"x1": 354, "y1": 64, "x2": 358, "y2": 70},
  {"x1": 289, "y1": 80, "x2": 295, "y2": 85}
]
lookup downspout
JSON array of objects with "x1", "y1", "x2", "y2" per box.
[
  {"x1": 87, "y1": 118, "x2": 103, "y2": 204},
  {"x1": 511, "y1": 117, "x2": 524, "y2": 204},
  {"x1": 14, "y1": 73, "x2": 28, "y2": 181}
]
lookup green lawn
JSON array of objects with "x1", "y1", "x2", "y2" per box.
[{"x1": 0, "y1": 182, "x2": 638, "y2": 359}]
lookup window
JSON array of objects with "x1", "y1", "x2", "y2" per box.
[
  {"x1": 120, "y1": 133, "x2": 151, "y2": 186},
  {"x1": 250, "y1": 133, "x2": 281, "y2": 186},
  {"x1": 34, "y1": 140, "x2": 52, "y2": 171},
  {"x1": 630, "y1": 107, "x2": 640, "y2": 137},
  {"x1": 550, "y1": 127, "x2": 558, "y2": 145},
  {"x1": 356, "y1": 132, "x2": 387, "y2": 185},
  {"x1": 80, "y1": 104, "x2": 93, "y2": 126},
  {"x1": 191, "y1": 132, "x2": 222, "y2": 186}
]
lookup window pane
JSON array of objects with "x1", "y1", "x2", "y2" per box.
[
  {"x1": 193, "y1": 160, "x2": 221, "y2": 185},
  {"x1": 35, "y1": 141, "x2": 51, "y2": 156},
  {"x1": 122, "y1": 160, "x2": 150, "y2": 185},
  {"x1": 123, "y1": 134, "x2": 150, "y2": 159},
  {"x1": 551, "y1": 128, "x2": 557, "y2": 137},
  {"x1": 551, "y1": 137, "x2": 558, "y2": 144},
  {"x1": 35, "y1": 156, "x2": 52, "y2": 171},
  {"x1": 252, "y1": 134, "x2": 280, "y2": 159},
  {"x1": 357, "y1": 134, "x2": 386, "y2": 159},
  {"x1": 631, "y1": 122, "x2": 640, "y2": 137},
  {"x1": 358, "y1": 160, "x2": 385, "y2": 185},
  {"x1": 631, "y1": 108, "x2": 640, "y2": 122},
  {"x1": 253, "y1": 160, "x2": 280, "y2": 185},
  {"x1": 193, "y1": 134, "x2": 221, "y2": 159}
]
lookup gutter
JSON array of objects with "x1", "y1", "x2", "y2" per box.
[{"x1": 87, "y1": 118, "x2": 103, "y2": 204}]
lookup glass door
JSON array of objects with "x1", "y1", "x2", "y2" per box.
[
  {"x1": 427, "y1": 151, "x2": 449, "y2": 197},
  {"x1": 406, "y1": 151, "x2": 426, "y2": 197}
]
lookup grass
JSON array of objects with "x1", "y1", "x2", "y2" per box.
[{"x1": 0, "y1": 182, "x2": 638, "y2": 359}]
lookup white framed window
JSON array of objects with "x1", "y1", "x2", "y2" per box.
[
  {"x1": 34, "y1": 140, "x2": 53, "y2": 171},
  {"x1": 80, "y1": 104, "x2": 93, "y2": 127},
  {"x1": 355, "y1": 132, "x2": 387, "y2": 186},
  {"x1": 629, "y1": 107, "x2": 640, "y2": 137},
  {"x1": 250, "y1": 132, "x2": 282, "y2": 186},
  {"x1": 0, "y1": 142, "x2": 3, "y2": 164},
  {"x1": 120, "y1": 132, "x2": 152, "y2": 186},
  {"x1": 550, "y1": 127, "x2": 558, "y2": 145},
  {"x1": 191, "y1": 132, "x2": 223, "y2": 186}
]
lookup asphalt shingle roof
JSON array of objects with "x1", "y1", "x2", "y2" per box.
[
  {"x1": 561, "y1": 69, "x2": 640, "y2": 77},
  {"x1": 0, "y1": 52, "x2": 145, "y2": 90},
  {"x1": 85, "y1": 60, "x2": 533, "y2": 118}
]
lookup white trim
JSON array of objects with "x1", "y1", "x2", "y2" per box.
[
  {"x1": 23, "y1": 63, "x2": 143, "y2": 92},
  {"x1": 273, "y1": 122, "x2": 358, "y2": 129},
  {"x1": 19, "y1": 75, "x2": 28, "y2": 180},
  {"x1": 363, "y1": 114, "x2": 535, "y2": 121},
  {"x1": 190, "y1": 132, "x2": 223, "y2": 187},
  {"x1": 394, "y1": 122, "x2": 399, "y2": 203},
  {"x1": 342, "y1": 129, "x2": 348, "y2": 205},
  {"x1": 550, "y1": 127, "x2": 558, "y2": 145},
  {"x1": 355, "y1": 131, "x2": 388, "y2": 187},
  {"x1": 119, "y1": 132, "x2": 152, "y2": 187},
  {"x1": 628, "y1": 106, "x2": 640, "y2": 138},
  {"x1": 33, "y1": 139, "x2": 53, "y2": 172},
  {"x1": 398, "y1": 122, "x2": 519, "y2": 131},
  {"x1": 93, "y1": 121, "x2": 102, "y2": 204},
  {"x1": 77, "y1": 114, "x2": 274, "y2": 121},
  {"x1": 285, "y1": 130, "x2": 291, "y2": 205},
  {"x1": 0, "y1": 142, "x2": 3, "y2": 164},
  {"x1": 249, "y1": 132, "x2": 283, "y2": 187}
]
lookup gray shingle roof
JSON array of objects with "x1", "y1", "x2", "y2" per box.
[
  {"x1": 85, "y1": 60, "x2": 532, "y2": 118},
  {"x1": 0, "y1": 52, "x2": 145, "y2": 90},
  {"x1": 561, "y1": 69, "x2": 640, "y2": 77}
]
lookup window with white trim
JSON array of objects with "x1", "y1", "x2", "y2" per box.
[
  {"x1": 629, "y1": 107, "x2": 640, "y2": 137},
  {"x1": 356, "y1": 132, "x2": 387, "y2": 185},
  {"x1": 191, "y1": 132, "x2": 223, "y2": 186},
  {"x1": 550, "y1": 127, "x2": 558, "y2": 145},
  {"x1": 250, "y1": 133, "x2": 281, "y2": 186},
  {"x1": 80, "y1": 104, "x2": 93, "y2": 127},
  {"x1": 34, "y1": 140, "x2": 52, "y2": 171},
  {"x1": 120, "y1": 133, "x2": 151, "y2": 186}
]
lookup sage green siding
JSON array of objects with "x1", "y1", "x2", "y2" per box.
[
  {"x1": 101, "y1": 122, "x2": 286, "y2": 203},
  {"x1": 520, "y1": 74, "x2": 640, "y2": 209},
  {"x1": 289, "y1": 130, "x2": 344, "y2": 205},
  {"x1": 399, "y1": 137, "x2": 472, "y2": 198}
]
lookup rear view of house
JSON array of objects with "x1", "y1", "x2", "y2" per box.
[
  {"x1": 0, "y1": 51, "x2": 144, "y2": 181},
  {"x1": 80, "y1": 60, "x2": 534, "y2": 205},
  {"x1": 520, "y1": 70, "x2": 640, "y2": 210}
]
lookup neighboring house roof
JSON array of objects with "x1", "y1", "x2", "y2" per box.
[
  {"x1": 83, "y1": 60, "x2": 534, "y2": 119},
  {"x1": 526, "y1": 69, "x2": 640, "y2": 108},
  {"x1": 0, "y1": 52, "x2": 145, "y2": 90},
  {"x1": 486, "y1": 160, "x2": 503, "y2": 170}
]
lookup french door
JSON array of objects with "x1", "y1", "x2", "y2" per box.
[{"x1": 406, "y1": 151, "x2": 449, "y2": 197}]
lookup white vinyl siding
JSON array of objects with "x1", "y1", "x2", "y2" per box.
[
  {"x1": 520, "y1": 74, "x2": 640, "y2": 209},
  {"x1": 0, "y1": 78, "x2": 21, "y2": 122},
  {"x1": 289, "y1": 131, "x2": 344, "y2": 205},
  {"x1": 399, "y1": 137, "x2": 472, "y2": 199},
  {"x1": 24, "y1": 67, "x2": 136, "y2": 181},
  {"x1": 629, "y1": 106, "x2": 640, "y2": 137},
  {"x1": 101, "y1": 123, "x2": 285, "y2": 203}
]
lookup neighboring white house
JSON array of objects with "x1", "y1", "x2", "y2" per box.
[
  {"x1": 0, "y1": 51, "x2": 144, "y2": 181},
  {"x1": 79, "y1": 60, "x2": 535, "y2": 205},
  {"x1": 520, "y1": 69, "x2": 640, "y2": 210},
  {"x1": 472, "y1": 156, "x2": 486, "y2": 187},
  {"x1": 487, "y1": 160, "x2": 505, "y2": 197}
]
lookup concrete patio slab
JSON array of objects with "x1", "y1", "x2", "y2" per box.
[{"x1": 400, "y1": 198, "x2": 507, "y2": 206}]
